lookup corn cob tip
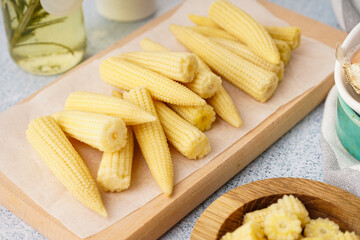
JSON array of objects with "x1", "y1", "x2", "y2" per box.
[{"x1": 96, "y1": 206, "x2": 108, "y2": 217}]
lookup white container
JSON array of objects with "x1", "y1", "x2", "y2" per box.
[
  {"x1": 334, "y1": 23, "x2": 360, "y2": 115},
  {"x1": 97, "y1": 0, "x2": 157, "y2": 22}
]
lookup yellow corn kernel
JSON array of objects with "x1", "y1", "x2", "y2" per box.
[
  {"x1": 265, "y1": 26, "x2": 301, "y2": 49},
  {"x1": 154, "y1": 101, "x2": 211, "y2": 159},
  {"x1": 26, "y1": 116, "x2": 107, "y2": 217},
  {"x1": 52, "y1": 110, "x2": 127, "y2": 152},
  {"x1": 120, "y1": 51, "x2": 198, "y2": 83},
  {"x1": 209, "y1": 0, "x2": 280, "y2": 64},
  {"x1": 100, "y1": 57, "x2": 205, "y2": 106},
  {"x1": 112, "y1": 90, "x2": 123, "y2": 98},
  {"x1": 207, "y1": 85, "x2": 242, "y2": 127},
  {"x1": 123, "y1": 87, "x2": 173, "y2": 196},
  {"x1": 210, "y1": 37, "x2": 284, "y2": 81},
  {"x1": 170, "y1": 25, "x2": 278, "y2": 102},
  {"x1": 169, "y1": 104, "x2": 215, "y2": 131},
  {"x1": 139, "y1": 38, "x2": 222, "y2": 99},
  {"x1": 65, "y1": 92, "x2": 156, "y2": 125},
  {"x1": 221, "y1": 221, "x2": 265, "y2": 240},
  {"x1": 274, "y1": 39, "x2": 291, "y2": 65},
  {"x1": 97, "y1": 126, "x2": 134, "y2": 192},
  {"x1": 188, "y1": 14, "x2": 219, "y2": 28},
  {"x1": 188, "y1": 26, "x2": 238, "y2": 42}
]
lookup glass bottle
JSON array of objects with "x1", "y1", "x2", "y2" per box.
[{"x1": 1, "y1": 0, "x2": 86, "y2": 75}]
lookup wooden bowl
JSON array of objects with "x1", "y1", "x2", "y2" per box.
[{"x1": 191, "y1": 178, "x2": 360, "y2": 240}]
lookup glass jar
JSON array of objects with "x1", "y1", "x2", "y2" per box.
[{"x1": 1, "y1": 0, "x2": 86, "y2": 75}]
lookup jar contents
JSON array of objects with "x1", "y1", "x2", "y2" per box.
[{"x1": 1, "y1": 0, "x2": 86, "y2": 75}]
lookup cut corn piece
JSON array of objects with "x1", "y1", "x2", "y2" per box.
[
  {"x1": 112, "y1": 90, "x2": 123, "y2": 98},
  {"x1": 221, "y1": 221, "x2": 265, "y2": 240},
  {"x1": 274, "y1": 39, "x2": 291, "y2": 65},
  {"x1": 140, "y1": 38, "x2": 222, "y2": 99},
  {"x1": 304, "y1": 218, "x2": 340, "y2": 240},
  {"x1": 264, "y1": 209, "x2": 302, "y2": 240},
  {"x1": 207, "y1": 85, "x2": 242, "y2": 127},
  {"x1": 170, "y1": 25, "x2": 278, "y2": 102},
  {"x1": 97, "y1": 126, "x2": 134, "y2": 192},
  {"x1": 52, "y1": 110, "x2": 127, "y2": 152},
  {"x1": 210, "y1": 37, "x2": 284, "y2": 81},
  {"x1": 188, "y1": 14, "x2": 219, "y2": 28},
  {"x1": 65, "y1": 92, "x2": 156, "y2": 125},
  {"x1": 265, "y1": 26, "x2": 301, "y2": 49},
  {"x1": 169, "y1": 103, "x2": 216, "y2": 131},
  {"x1": 154, "y1": 100, "x2": 211, "y2": 159},
  {"x1": 26, "y1": 116, "x2": 107, "y2": 217},
  {"x1": 209, "y1": 0, "x2": 280, "y2": 64},
  {"x1": 120, "y1": 51, "x2": 198, "y2": 83},
  {"x1": 336, "y1": 231, "x2": 360, "y2": 240},
  {"x1": 188, "y1": 25, "x2": 238, "y2": 42},
  {"x1": 100, "y1": 57, "x2": 205, "y2": 106},
  {"x1": 123, "y1": 87, "x2": 173, "y2": 196},
  {"x1": 243, "y1": 205, "x2": 274, "y2": 229}
]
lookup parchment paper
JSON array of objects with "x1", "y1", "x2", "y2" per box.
[{"x1": 0, "y1": 0, "x2": 335, "y2": 238}]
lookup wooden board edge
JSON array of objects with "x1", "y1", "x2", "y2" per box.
[{"x1": 0, "y1": 1, "x2": 347, "y2": 240}]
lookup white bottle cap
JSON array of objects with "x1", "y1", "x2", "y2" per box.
[
  {"x1": 40, "y1": 0, "x2": 82, "y2": 16},
  {"x1": 97, "y1": 0, "x2": 157, "y2": 22}
]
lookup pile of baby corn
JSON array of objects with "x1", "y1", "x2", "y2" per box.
[
  {"x1": 26, "y1": 0, "x2": 301, "y2": 217},
  {"x1": 221, "y1": 195, "x2": 360, "y2": 240}
]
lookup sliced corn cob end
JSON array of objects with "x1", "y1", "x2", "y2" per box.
[
  {"x1": 123, "y1": 87, "x2": 173, "y2": 196},
  {"x1": 64, "y1": 92, "x2": 156, "y2": 125},
  {"x1": 304, "y1": 218, "x2": 340, "y2": 240},
  {"x1": 154, "y1": 100, "x2": 211, "y2": 159},
  {"x1": 274, "y1": 39, "x2": 291, "y2": 65},
  {"x1": 207, "y1": 85, "x2": 242, "y2": 128},
  {"x1": 336, "y1": 231, "x2": 360, "y2": 240},
  {"x1": 26, "y1": 116, "x2": 107, "y2": 217},
  {"x1": 169, "y1": 103, "x2": 216, "y2": 131},
  {"x1": 139, "y1": 38, "x2": 222, "y2": 99},
  {"x1": 221, "y1": 221, "x2": 265, "y2": 240},
  {"x1": 188, "y1": 14, "x2": 220, "y2": 28},
  {"x1": 52, "y1": 110, "x2": 127, "y2": 152},
  {"x1": 169, "y1": 24, "x2": 279, "y2": 103},
  {"x1": 97, "y1": 126, "x2": 134, "y2": 192},
  {"x1": 100, "y1": 57, "x2": 205, "y2": 106},
  {"x1": 243, "y1": 205, "x2": 273, "y2": 229},
  {"x1": 264, "y1": 209, "x2": 302, "y2": 240},
  {"x1": 265, "y1": 26, "x2": 301, "y2": 49},
  {"x1": 209, "y1": 0, "x2": 280, "y2": 64},
  {"x1": 120, "y1": 51, "x2": 198, "y2": 83}
]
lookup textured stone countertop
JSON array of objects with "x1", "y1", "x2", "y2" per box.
[{"x1": 0, "y1": 0, "x2": 341, "y2": 239}]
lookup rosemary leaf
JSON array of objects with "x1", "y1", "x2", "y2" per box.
[{"x1": 26, "y1": 17, "x2": 66, "y2": 31}]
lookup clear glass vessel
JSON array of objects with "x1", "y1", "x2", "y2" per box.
[{"x1": 1, "y1": 0, "x2": 86, "y2": 75}]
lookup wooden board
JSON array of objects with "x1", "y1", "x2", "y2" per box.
[
  {"x1": 0, "y1": 1, "x2": 348, "y2": 240},
  {"x1": 191, "y1": 178, "x2": 360, "y2": 239}
]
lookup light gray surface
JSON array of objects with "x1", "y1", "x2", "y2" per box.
[{"x1": 0, "y1": 0, "x2": 341, "y2": 239}]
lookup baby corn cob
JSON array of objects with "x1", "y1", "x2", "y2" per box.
[
  {"x1": 170, "y1": 25, "x2": 278, "y2": 102},
  {"x1": 188, "y1": 14, "x2": 219, "y2": 28},
  {"x1": 26, "y1": 116, "x2": 107, "y2": 217},
  {"x1": 100, "y1": 57, "x2": 205, "y2": 106},
  {"x1": 154, "y1": 101, "x2": 211, "y2": 159},
  {"x1": 140, "y1": 38, "x2": 222, "y2": 99},
  {"x1": 265, "y1": 26, "x2": 301, "y2": 49},
  {"x1": 209, "y1": 0, "x2": 280, "y2": 64},
  {"x1": 65, "y1": 92, "x2": 156, "y2": 125},
  {"x1": 52, "y1": 110, "x2": 127, "y2": 152},
  {"x1": 169, "y1": 104, "x2": 216, "y2": 131},
  {"x1": 123, "y1": 87, "x2": 173, "y2": 196},
  {"x1": 188, "y1": 26, "x2": 238, "y2": 42},
  {"x1": 97, "y1": 126, "x2": 134, "y2": 192},
  {"x1": 120, "y1": 51, "x2": 198, "y2": 83},
  {"x1": 112, "y1": 90, "x2": 123, "y2": 98},
  {"x1": 274, "y1": 39, "x2": 291, "y2": 65},
  {"x1": 207, "y1": 85, "x2": 242, "y2": 127},
  {"x1": 210, "y1": 37, "x2": 284, "y2": 81}
]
